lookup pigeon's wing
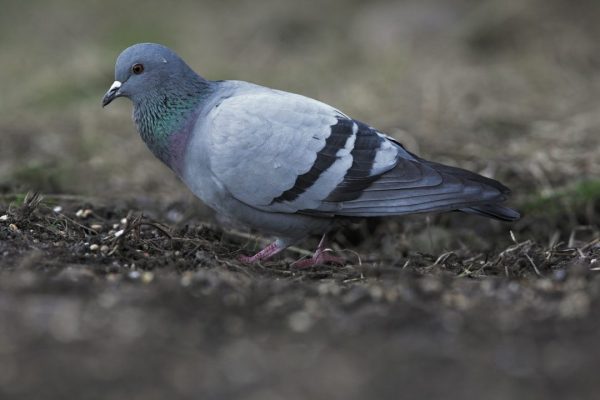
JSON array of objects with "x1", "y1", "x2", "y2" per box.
[
  {"x1": 206, "y1": 88, "x2": 369, "y2": 213},
  {"x1": 207, "y1": 87, "x2": 516, "y2": 219},
  {"x1": 314, "y1": 144, "x2": 517, "y2": 218}
]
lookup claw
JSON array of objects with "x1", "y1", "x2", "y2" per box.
[
  {"x1": 290, "y1": 233, "x2": 345, "y2": 268},
  {"x1": 238, "y1": 234, "x2": 345, "y2": 268},
  {"x1": 238, "y1": 240, "x2": 285, "y2": 264}
]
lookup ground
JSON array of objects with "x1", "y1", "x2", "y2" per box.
[
  {"x1": 0, "y1": 193, "x2": 598, "y2": 400},
  {"x1": 1, "y1": 0, "x2": 600, "y2": 399}
]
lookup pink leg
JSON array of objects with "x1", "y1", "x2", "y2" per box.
[
  {"x1": 291, "y1": 234, "x2": 345, "y2": 268},
  {"x1": 238, "y1": 240, "x2": 286, "y2": 264}
]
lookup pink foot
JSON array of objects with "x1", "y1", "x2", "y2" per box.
[
  {"x1": 291, "y1": 233, "x2": 345, "y2": 268},
  {"x1": 238, "y1": 241, "x2": 285, "y2": 264}
]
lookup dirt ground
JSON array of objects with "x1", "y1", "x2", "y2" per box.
[
  {"x1": 0, "y1": 193, "x2": 598, "y2": 400},
  {"x1": 1, "y1": 0, "x2": 600, "y2": 399}
]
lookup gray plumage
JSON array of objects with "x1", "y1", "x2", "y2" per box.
[{"x1": 103, "y1": 43, "x2": 519, "y2": 265}]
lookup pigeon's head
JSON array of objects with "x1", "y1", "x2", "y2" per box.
[{"x1": 102, "y1": 43, "x2": 198, "y2": 107}]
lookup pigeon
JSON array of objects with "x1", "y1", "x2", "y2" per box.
[{"x1": 103, "y1": 43, "x2": 519, "y2": 267}]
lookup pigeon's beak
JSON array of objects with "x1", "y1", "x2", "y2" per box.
[{"x1": 102, "y1": 81, "x2": 122, "y2": 107}]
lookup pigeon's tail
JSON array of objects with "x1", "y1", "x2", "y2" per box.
[
  {"x1": 320, "y1": 150, "x2": 521, "y2": 220},
  {"x1": 459, "y1": 204, "x2": 521, "y2": 222}
]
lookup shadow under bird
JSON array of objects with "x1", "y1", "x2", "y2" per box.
[{"x1": 102, "y1": 43, "x2": 520, "y2": 267}]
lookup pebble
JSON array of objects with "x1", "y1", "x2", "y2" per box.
[
  {"x1": 180, "y1": 272, "x2": 193, "y2": 287},
  {"x1": 317, "y1": 282, "x2": 341, "y2": 296},
  {"x1": 559, "y1": 291, "x2": 590, "y2": 318},
  {"x1": 8, "y1": 224, "x2": 18, "y2": 232},
  {"x1": 369, "y1": 285, "x2": 384, "y2": 301},
  {"x1": 75, "y1": 209, "x2": 93, "y2": 219},
  {"x1": 141, "y1": 271, "x2": 154, "y2": 284},
  {"x1": 89, "y1": 244, "x2": 99, "y2": 251},
  {"x1": 0, "y1": 215, "x2": 8, "y2": 221},
  {"x1": 421, "y1": 277, "x2": 442, "y2": 294},
  {"x1": 90, "y1": 224, "x2": 103, "y2": 231},
  {"x1": 114, "y1": 229, "x2": 125, "y2": 238},
  {"x1": 128, "y1": 270, "x2": 141, "y2": 279},
  {"x1": 100, "y1": 245, "x2": 110, "y2": 253},
  {"x1": 535, "y1": 278, "x2": 553, "y2": 291},
  {"x1": 52, "y1": 206, "x2": 63, "y2": 213},
  {"x1": 288, "y1": 311, "x2": 313, "y2": 333},
  {"x1": 553, "y1": 269, "x2": 568, "y2": 281}
]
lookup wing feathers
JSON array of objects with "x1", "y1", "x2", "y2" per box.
[
  {"x1": 271, "y1": 117, "x2": 355, "y2": 204},
  {"x1": 310, "y1": 142, "x2": 514, "y2": 218},
  {"x1": 206, "y1": 84, "x2": 517, "y2": 221}
]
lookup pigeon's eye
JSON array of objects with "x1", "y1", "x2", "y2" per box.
[{"x1": 131, "y1": 63, "x2": 144, "y2": 75}]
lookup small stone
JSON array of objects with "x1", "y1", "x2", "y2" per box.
[
  {"x1": 535, "y1": 279, "x2": 553, "y2": 291},
  {"x1": 8, "y1": 224, "x2": 18, "y2": 232},
  {"x1": 288, "y1": 311, "x2": 313, "y2": 333},
  {"x1": 114, "y1": 229, "x2": 125, "y2": 238},
  {"x1": 166, "y1": 209, "x2": 184, "y2": 223},
  {"x1": 421, "y1": 277, "x2": 442, "y2": 294},
  {"x1": 76, "y1": 209, "x2": 93, "y2": 219},
  {"x1": 180, "y1": 273, "x2": 193, "y2": 287},
  {"x1": 90, "y1": 224, "x2": 103, "y2": 231},
  {"x1": 128, "y1": 270, "x2": 141, "y2": 279},
  {"x1": 52, "y1": 206, "x2": 63, "y2": 213},
  {"x1": 317, "y1": 282, "x2": 340, "y2": 296},
  {"x1": 89, "y1": 244, "x2": 99, "y2": 251},
  {"x1": 443, "y1": 292, "x2": 470, "y2": 310},
  {"x1": 120, "y1": 218, "x2": 128, "y2": 225},
  {"x1": 0, "y1": 215, "x2": 8, "y2": 221},
  {"x1": 369, "y1": 285, "x2": 384, "y2": 301},
  {"x1": 559, "y1": 291, "x2": 590, "y2": 318},
  {"x1": 553, "y1": 269, "x2": 568, "y2": 281},
  {"x1": 141, "y1": 271, "x2": 154, "y2": 284},
  {"x1": 100, "y1": 245, "x2": 110, "y2": 253}
]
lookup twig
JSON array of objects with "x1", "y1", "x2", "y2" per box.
[{"x1": 524, "y1": 253, "x2": 542, "y2": 276}]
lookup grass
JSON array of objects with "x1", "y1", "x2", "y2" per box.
[{"x1": 525, "y1": 180, "x2": 600, "y2": 211}]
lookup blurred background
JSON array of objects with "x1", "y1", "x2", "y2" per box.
[
  {"x1": 1, "y1": 2, "x2": 600, "y2": 399},
  {"x1": 0, "y1": 0, "x2": 599, "y2": 243}
]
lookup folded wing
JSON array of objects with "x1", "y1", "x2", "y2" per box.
[{"x1": 206, "y1": 85, "x2": 518, "y2": 221}]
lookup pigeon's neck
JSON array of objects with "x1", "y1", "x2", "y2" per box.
[{"x1": 133, "y1": 77, "x2": 214, "y2": 175}]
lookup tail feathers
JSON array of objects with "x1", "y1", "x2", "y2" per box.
[{"x1": 460, "y1": 204, "x2": 521, "y2": 222}]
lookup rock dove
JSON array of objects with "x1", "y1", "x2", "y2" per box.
[{"x1": 103, "y1": 43, "x2": 519, "y2": 267}]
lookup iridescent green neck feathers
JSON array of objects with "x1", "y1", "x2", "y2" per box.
[{"x1": 133, "y1": 79, "x2": 213, "y2": 170}]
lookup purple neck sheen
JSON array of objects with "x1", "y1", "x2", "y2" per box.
[
  {"x1": 167, "y1": 109, "x2": 201, "y2": 176},
  {"x1": 133, "y1": 77, "x2": 214, "y2": 175}
]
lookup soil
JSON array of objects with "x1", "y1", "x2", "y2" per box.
[{"x1": 1, "y1": 193, "x2": 599, "y2": 400}]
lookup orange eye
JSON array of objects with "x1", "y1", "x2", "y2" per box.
[{"x1": 132, "y1": 63, "x2": 144, "y2": 74}]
